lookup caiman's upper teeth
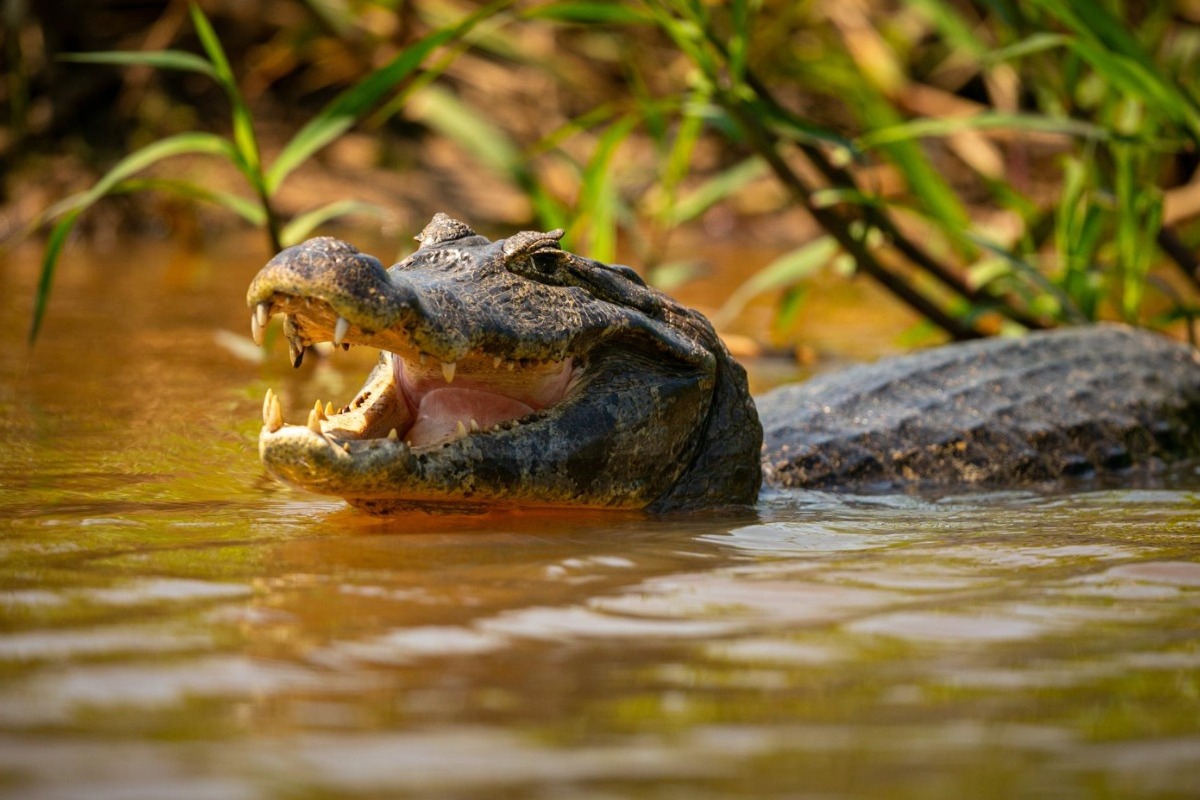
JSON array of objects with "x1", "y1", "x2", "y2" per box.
[
  {"x1": 255, "y1": 302, "x2": 270, "y2": 329},
  {"x1": 442, "y1": 361, "x2": 457, "y2": 383},
  {"x1": 251, "y1": 314, "x2": 265, "y2": 346},
  {"x1": 334, "y1": 316, "x2": 350, "y2": 347}
]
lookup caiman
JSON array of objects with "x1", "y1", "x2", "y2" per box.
[{"x1": 246, "y1": 214, "x2": 1200, "y2": 513}]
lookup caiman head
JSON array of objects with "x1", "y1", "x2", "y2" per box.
[{"x1": 246, "y1": 214, "x2": 762, "y2": 513}]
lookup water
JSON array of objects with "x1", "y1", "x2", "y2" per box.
[{"x1": 2, "y1": 236, "x2": 1199, "y2": 799}]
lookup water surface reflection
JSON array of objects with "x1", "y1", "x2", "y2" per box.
[{"x1": 1, "y1": 239, "x2": 1198, "y2": 798}]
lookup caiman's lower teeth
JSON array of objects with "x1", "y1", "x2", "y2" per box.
[
  {"x1": 306, "y1": 407, "x2": 322, "y2": 434},
  {"x1": 262, "y1": 388, "x2": 274, "y2": 425},
  {"x1": 266, "y1": 392, "x2": 284, "y2": 432}
]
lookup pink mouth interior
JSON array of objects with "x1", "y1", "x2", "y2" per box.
[{"x1": 394, "y1": 356, "x2": 575, "y2": 448}]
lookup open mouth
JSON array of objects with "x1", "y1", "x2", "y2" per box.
[
  {"x1": 253, "y1": 294, "x2": 580, "y2": 459},
  {"x1": 243, "y1": 221, "x2": 754, "y2": 512}
]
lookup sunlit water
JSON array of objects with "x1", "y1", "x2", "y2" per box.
[{"x1": 2, "y1": 236, "x2": 1199, "y2": 799}]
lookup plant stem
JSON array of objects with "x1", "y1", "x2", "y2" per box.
[
  {"x1": 1156, "y1": 225, "x2": 1200, "y2": 290},
  {"x1": 721, "y1": 94, "x2": 983, "y2": 340},
  {"x1": 738, "y1": 69, "x2": 1050, "y2": 332}
]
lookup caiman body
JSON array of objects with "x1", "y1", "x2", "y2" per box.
[{"x1": 247, "y1": 215, "x2": 1200, "y2": 512}]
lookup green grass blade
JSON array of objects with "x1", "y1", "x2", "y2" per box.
[
  {"x1": 1028, "y1": 0, "x2": 1200, "y2": 140},
  {"x1": 727, "y1": 0, "x2": 752, "y2": 84},
  {"x1": 749, "y1": 96, "x2": 857, "y2": 153},
  {"x1": 407, "y1": 85, "x2": 526, "y2": 180},
  {"x1": 60, "y1": 50, "x2": 217, "y2": 79},
  {"x1": 967, "y1": 233, "x2": 1088, "y2": 323},
  {"x1": 28, "y1": 210, "x2": 81, "y2": 343},
  {"x1": 110, "y1": 178, "x2": 266, "y2": 225},
  {"x1": 188, "y1": 3, "x2": 262, "y2": 180},
  {"x1": 571, "y1": 115, "x2": 638, "y2": 262},
  {"x1": 713, "y1": 236, "x2": 840, "y2": 327},
  {"x1": 854, "y1": 89, "x2": 972, "y2": 241},
  {"x1": 856, "y1": 112, "x2": 1122, "y2": 149},
  {"x1": 280, "y1": 200, "x2": 387, "y2": 246},
  {"x1": 1066, "y1": 37, "x2": 1200, "y2": 141},
  {"x1": 641, "y1": 2, "x2": 717, "y2": 78},
  {"x1": 906, "y1": 0, "x2": 989, "y2": 58},
  {"x1": 27, "y1": 132, "x2": 241, "y2": 341},
  {"x1": 188, "y1": 3, "x2": 236, "y2": 89},
  {"x1": 981, "y1": 32, "x2": 1070, "y2": 67},
  {"x1": 667, "y1": 157, "x2": 767, "y2": 225},
  {"x1": 39, "y1": 132, "x2": 238, "y2": 223},
  {"x1": 523, "y1": 2, "x2": 650, "y2": 24},
  {"x1": 1031, "y1": 0, "x2": 1157, "y2": 71},
  {"x1": 266, "y1": 1, "x2": 512, "y2": 194}
]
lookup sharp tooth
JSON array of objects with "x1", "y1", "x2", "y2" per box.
[
  {"x1": 289, "y1": 341, "x2": 304, "y2": 369},
  {"x1": 306, "y1": 407, "x2": 322, "y2": 434},
  {"x1": 333, "y1": 316, "x2": 350, "y2": 347},
  {"x1": 251, "y1": 314, "x2": 264, "y2": 346},
  {"x1": 470, "y1": 418, "x2": 480, "y2": 432},
  {"x1": 313, "y1": 399, "x2": 326, "y2": 420},
  {"x1": 455, "y1": 420, "x2": 467, "y2": 438},
  {"x1": 262, "y1": 388, "x2": 274, "y2": 425},
  {"x1": 267, "y1": 394, "x2": 284, "y2": 432},
  {"x1": 493, "y1": 356, "x2": 502, "y2": 369},
  {"x1": 255, "y1": 302, "x2": 270, "y2": 329},
  {"x1": 506, "y1": 361, "x2": 515, "y2": 371},
  {"x1": 442, "y1": 361, "x2": 457, "y2": 383},
  {"x1": 388, "y1": 428, "x2": 398, "y2": 440},
  {"x1": 325, "y1": 401, "x2": 335, "y2": 417}
]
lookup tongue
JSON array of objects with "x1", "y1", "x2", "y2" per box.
[{"x1": 406, "y1": 387, "x2": 535, "y2": 447}]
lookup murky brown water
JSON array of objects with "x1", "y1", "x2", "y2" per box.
[{"x1": 2, "y1": 234, "x2": 1199, "y2": 799}]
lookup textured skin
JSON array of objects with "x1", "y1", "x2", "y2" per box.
[
  {"x1": 759, "y1": 325, "x2": 1200, "y2": 490},
  {"x1": 249, "y1": 216, "x2": 1200, "y2": 511},
  {"x1": 247, "y1": 215, "x2": 762, "y2": 511}
]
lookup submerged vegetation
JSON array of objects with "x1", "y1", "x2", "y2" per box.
[{"x1": 5, "y1": 0, "x2": 1200, "y2": 343}]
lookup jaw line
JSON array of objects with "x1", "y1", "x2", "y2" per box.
[{"x1": 260, "y1": 345, "x2": 581, "y2": 465}]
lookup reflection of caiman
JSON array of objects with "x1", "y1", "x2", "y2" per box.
[{"x1": 247, "y1": 214, "x2": 1200, "y2": 512}]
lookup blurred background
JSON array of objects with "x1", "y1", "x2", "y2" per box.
[{"x1": 5, "y1": 0, "x2": 1200, "y2": 351}]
